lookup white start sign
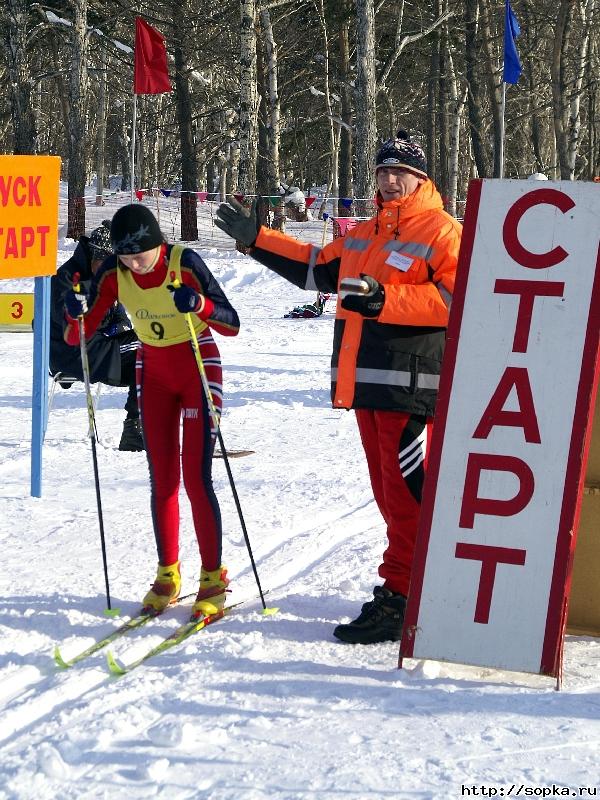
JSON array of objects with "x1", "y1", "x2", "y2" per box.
[{"x1": 401, "y1": 179, "x2": 600, "y2": 677}]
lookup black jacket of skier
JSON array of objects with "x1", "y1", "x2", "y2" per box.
[{"x1": 50, "y1": 235, "x2": 136, "y2": 385}]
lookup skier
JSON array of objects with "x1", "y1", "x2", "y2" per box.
[
  {"x1": 63, "y1": 204, "x2": 240, "y2": 618},
  {"x1": 215, "y1": 131, "x2": 462, "y2": 644},
  {"x1": 50, "y1": 222, "x2": 143, "y2": 451}
]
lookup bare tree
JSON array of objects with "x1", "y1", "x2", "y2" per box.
[
  {"x1": 257, "y1": 5, "x2": 283, "y2": 227},
  {"x1": 337, "y1": 0, "x2": 353, "y2": 216},
  {"x1": 354, "y1": 0, "x2": 377, "y2": 209},
  {"x1": 173, "y1": 0, "x2": 198, "y2": 240},
  {"x1": 465, "y1": 0, "x2": 490, "y2": 178},
  {"x1": 313, "y1": 0, "x2": 338, "y2": 202},
  {"x1": 3, "y1": 0, "x2": 37, "y2": 154},
  {"x1": 566, "y1": 0, "x2": 596, "y2": 178},
  {"x1": 94, "y1": 50, "x2": 107, "y2": 205},
  {"x1": 67, "y1": 0, "x2": 88, "y2": 239},
  {"x1": 238, "y1": 0, "x2": 259, "y2": 193}
]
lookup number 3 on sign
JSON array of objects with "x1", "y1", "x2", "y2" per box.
[{"x1": 0, "y1": 293, "x2": 33, "y2": 327}]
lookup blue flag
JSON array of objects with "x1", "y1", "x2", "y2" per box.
[{"x1": 503, "y1": 0, "x2": 522, "y2": 84}]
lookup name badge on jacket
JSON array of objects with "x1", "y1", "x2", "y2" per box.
[{"x1": 385, "y1": 251, "x2": 414, "y2": 272}]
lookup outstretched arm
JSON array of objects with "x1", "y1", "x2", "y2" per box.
[{"x1": 215, "y1": 197, "x2": 343, "y2": 293}]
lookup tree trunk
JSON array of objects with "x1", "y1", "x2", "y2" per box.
[
  {"x1": 354, "y1": 0, "x2": 377, "y2": 212},
  {"x1": 479, "y1": 0, "x2": 503, "y2": 177},
  {"x1": 551, "y1": 0, "x2": 573, "y2": 179},
  {"x1": 587, "y1": 35, "x2": 599, "y2": 179},
  {"x1": 228, "y1": 141, "x2": 240, "y2": 196},
  {"x1": 5, "y1": 0, "x2": 37, "y2": 154},
  {"x1": 446, "y1": 49, "x2": 467, "y2": 218},
  {"x1": 259, "y1": 8, "x2": 280, "y2": 191},
  {"x1": 426, "y1": 12, "x2": 441, "y2": 187},
  {"x1": 67, "y1": 0, "x2": 88, "y2": 240},
  {"x1": 522, "y1": 1, "x2": 545, "y2": 173},
  {"x1": 438, "y1": 19, "x2": 449, "y2": 206},
  {"x1": 337, "y1": 1, "x2": 353, "y2": 216},
  {"x1": 120, "y1": 101, "x2": 131, "y2": 192},
  {"x1": 566, "y1": 0, "x2": 595, "y2": 178},
  {"x1": 238, "y1": 0, "x2": 259, "y2": 194},
  {"x1": 256, "y1": 29, "x2": 272, "y2": 226},
  {"x1": 95, "y1": 56, "x2": 106, "y2": 206},
  {"x1": 314, "y1": 0, "x2": 338, "y2": 202},
  {"x1": 173, "y1": 0, "x2": 198, "y2": 240},
  {"x1": 258, "y1": 8, "x2": 283, "y2": 229},
  {"x1": 465, "y1": 0, "x2": 490, "y2": 178},
  {"x1": 218, "y1": 154, "x2": 228, "y2": 200}
]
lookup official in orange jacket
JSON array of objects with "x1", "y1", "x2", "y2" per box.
[{"x1": 216, "y1": 131, "x2": 462, "y2": 644}]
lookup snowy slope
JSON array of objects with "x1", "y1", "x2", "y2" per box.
[{"x1": 0, "y1": 240, "x2": 599, "y2": 800}]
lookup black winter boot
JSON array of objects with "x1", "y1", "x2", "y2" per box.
[
  {"x1": 118, "y1": 418, "x2": 144, "y2": 452},
  {"x1": 333, "y1": 586, "x2": 407, "y2": 644}
]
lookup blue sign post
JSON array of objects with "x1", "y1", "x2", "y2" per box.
[{"x1": 31, "y1": 276, "x2": 51, "y2": 497}]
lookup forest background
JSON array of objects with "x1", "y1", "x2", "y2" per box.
[{"x1": 1, "y1": 0, "x2": 598, "y2": 240}]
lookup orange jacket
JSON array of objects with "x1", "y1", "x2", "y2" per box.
[{"x1": 252, "y1": 180, "x2": 462, "y2": 414}]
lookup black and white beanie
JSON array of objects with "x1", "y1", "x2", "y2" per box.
[
  {"x1": 110, "y1": 204, "x2": 164, "y2": 255},
  {"x1": 88, "y1": 224, "x2": 113, "y2": 260},
  {"x1": 375, "y1": 130, "x2": 428, "y2": 178}
]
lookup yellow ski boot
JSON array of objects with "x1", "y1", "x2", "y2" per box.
[
  {"x1": 142, "y1": 561, "x2": 181, "y2": 613},
  {"x1": 192, "y1": 565, "x2": 230, "y2": 619}
]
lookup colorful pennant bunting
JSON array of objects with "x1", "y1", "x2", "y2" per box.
[{"x1": 333, "y1": 217, "x2": 359, "y2": 236}]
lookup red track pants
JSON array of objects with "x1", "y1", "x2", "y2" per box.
[
  {"x1": 355, "y1": 409, "x2": 432, "y2": 597},
  {"x1": 137, "y1": 332, "x2": 223, "y2": 570}
]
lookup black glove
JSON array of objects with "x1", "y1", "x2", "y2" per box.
[
  {"x1": 64, "y1": 287, "x2": 88, "y2": 318},
  {"x1": 167, "y1": 283, "x2": 200, "y2": 313},
  {"x1": 340, "y1": 274, "x2": 385, "y2": 317},
  {"x1": 214, "y1": 197, "x2": 260, "y2": 247}
]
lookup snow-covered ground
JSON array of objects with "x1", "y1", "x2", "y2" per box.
[{"x1": 1, "y1": 236, "x2": 600, "y2": 800}]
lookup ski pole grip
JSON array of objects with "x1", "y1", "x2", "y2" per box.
[
  {"x1": 72, "y1": 271, "x2": 81, "y2": 293},
  {"x1": 167, "y1": 273, "x2": 181, "y2": 292}
]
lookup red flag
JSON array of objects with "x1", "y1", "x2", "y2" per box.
[{"x1": 134, "y1": 17, "x2": 171, "y2": 94}]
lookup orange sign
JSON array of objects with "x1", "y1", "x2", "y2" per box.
[{"x1": 0, "y1": 155, "x2": 61, "y2": 279}]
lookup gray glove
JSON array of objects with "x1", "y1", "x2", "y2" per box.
[{"x1": 214, "y1": 197, "x2": 260, "y2": 247}]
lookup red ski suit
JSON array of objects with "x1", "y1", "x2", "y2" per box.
[{"x1": 65, "y1": 244, "x2": 240, "y2": 570}]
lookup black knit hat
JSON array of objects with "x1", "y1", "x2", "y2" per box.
[
  {"x1": 88, "y1": 224, "x2": 113, "y2": 260},
  {"x1": 375, "y1": 130, "x2": 427, "y2": 178},
  {"x1": 110, "y1": 204, "x2": 164, "y2": 254}
]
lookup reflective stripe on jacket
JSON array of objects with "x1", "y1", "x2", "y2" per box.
[{"x1": 251, "y1": 180, "x2": 462, "y2": 414}]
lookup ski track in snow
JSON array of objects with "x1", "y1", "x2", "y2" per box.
[{"x1": 1, "y1": 238, "x2": 600, "y2": 799}]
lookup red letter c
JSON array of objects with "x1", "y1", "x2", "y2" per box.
[{"x1": 503, "y1": 189, "x2": 574, "y2": 269}]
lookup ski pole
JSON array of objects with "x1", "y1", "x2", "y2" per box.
[
  {"x1": 315, "y1": 212, "x2": 330, "y2": 309},
  {"x1": 169, "y1": 278, "x2": 276, "y2": 615},
  {"x1": 72, "y1": 274, "x2": 115, "y2": 615}
]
